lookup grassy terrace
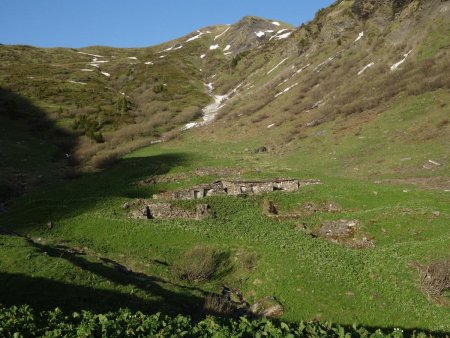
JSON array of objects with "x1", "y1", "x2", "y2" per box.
[{"x1": 1, "y1": 127, "x2": 449, "y2": 331}]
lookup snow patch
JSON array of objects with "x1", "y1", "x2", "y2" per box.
[
  {"x1": 209, "y1": 44, "x2": 220, "y2": 50},
  {"x1": 267, "y1": 57, "x2": 289, "y2": 75},
  {"x1": 354, "y1": 32, "x2": 364, "y2": 43},
  {"x1": 223, "y1": 45, "x2": 231, "y2": 51},
  {"x1": 269, "y1": 29, "x2": 292, "y2": 41},
  {"x1": 224, "y1": 52, "x2": 232, "y2": 56},
  {"x1": 214, "y1": 27, "x2": 231, "y2": 41},
  {"x1": 101, "y1": 71, "x2": 110, "y2": 77},
  {"x1": 293, "y1": 63, "x2": 311, "y2": 76},
  {"x1": 67, "y1": 80, "x2": 87, "y2": 85},
  {"x1": 272, "y1": 21, "x2": 280, "y2": 26},
  {"x1": 276, "y1": 32, "x2": 293, "y2": 40},
  {"x1": 182, "y1": 82, "x2": 243, "y2": 130},
  {"x1": 186, "y1": 31, "x2": 204, "y2": 42},
  {"x1": 357, "y1": 62, "x2": 375, "y2": 75},
  {"x1": 274, "y1": 83, "x2": 298, "y2": 98},
  {"x1": 128, "y1": 57, "x2": 138, "y2": 60},
  {"x1": 144, "y1": 61, "x2": 154, "y2": 65},
  {"x1": 267, "y1": 123, "x2": 275, "y2": 128},
  {"x1": 159, "y1": 55, "x2": 166, "y2": 59},
  {"x1": 390, "y1": 50, "x2": 413, "y2": 71},
  {"x1": 77, "y1": 51, "x2": 104, "y2": 58},
  {"x1": 200, "y1": 54, "x2": 206, "y2": 59},
  {"x1": 255, "y1": 31, "x2": 265, "y2": 38},
  {"x1": 80, "y1": 69, "x2": 94, "y2": 72},
  {"x1": 314, "y1": 56, "x2": 335, "y2": 72}
]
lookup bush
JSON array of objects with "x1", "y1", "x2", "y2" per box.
[
  {"x1": 172, "y1": 245, "x2": 231, "y2": 283},
  {"x1": 417, "y1": 258, "x2": 450, "y2": 300}
]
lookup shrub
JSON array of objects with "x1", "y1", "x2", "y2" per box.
[
  {"x1": 91, "y1": 152, "x2": 119, "y2": 170},
  {"x1": 203, "y1": 294, "x2": 235, "y2": 316},
  {"x1": 172, "y1": 245, "x2": 231, "y2": 283},
  {"x1": 417, "y1": 258, "x2": 450, "y2": 300}
]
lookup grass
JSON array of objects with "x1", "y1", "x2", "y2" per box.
[
  {"x1": 0, "y1": 1, "x2": 449, "y2": 333},
  {"x1": 1, "y1": 135, "x2": 449, "y2": 330}
]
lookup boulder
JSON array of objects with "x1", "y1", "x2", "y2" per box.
[{"x1": 250, "y1": 296, "x2": 284, "y2": 318}]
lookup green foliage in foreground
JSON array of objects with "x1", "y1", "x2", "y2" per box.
[{"x1": 0, "y1": 305, "x2": 443, "y2": 338}]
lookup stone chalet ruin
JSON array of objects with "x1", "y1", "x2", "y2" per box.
[{"x1": 153, "y1": 179, "x2": 312, "y2": 201}]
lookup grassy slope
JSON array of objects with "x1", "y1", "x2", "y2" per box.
[
  {"x1": 0, "y1": 0, "x2": 449, "y2": 333},
  {"x1": 1, "y1": 108, "x2": 449, "y2": 330}
]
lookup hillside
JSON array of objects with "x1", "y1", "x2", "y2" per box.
[{"x1": 0, "y1": 0, "x2": 449, "y2": 333}]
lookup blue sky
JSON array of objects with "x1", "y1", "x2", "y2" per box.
[{"x1": 1, "y1": 0, "x2": 335, "y2": 48}]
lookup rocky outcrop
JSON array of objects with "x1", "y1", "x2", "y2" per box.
[{"x1": 250, "y1": 296, "x2": 284, "y2": 318}]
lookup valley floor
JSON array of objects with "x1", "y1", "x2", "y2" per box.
[{"x1": 1, "y1": 136, "x2": 449, "y2": 332}]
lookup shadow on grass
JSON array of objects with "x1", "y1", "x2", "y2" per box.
[
  {"x1": 0, "y1": 88, "x2": 77, "y2": 202},
  {"x1": 0, "y1": 87, "x2": 190, "y2": 230},
  {"x1": 0, "y1": 238, "x2": 207, "y2": 316}
]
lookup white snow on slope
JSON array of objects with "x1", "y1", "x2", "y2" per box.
[
  {"x1": 159, "y1": 55, "x2": 166, "y2": 58},
  {"x1": 267, "y1": 57, "x2": 289, "y2": 75},
  {"x1": 272, "y1": 21, "x2": 280, "y2": 26},
  {"x1": 390, "y1": 50, "x2": 413, "y2": 71},
  {"x1": 186, "y1": 31, "x2": 204, "y2": 42},
  {"x1": 173, "y1": 45, "x2": 183, "y2": 50},
  {"x1": 255, "y1": 31, "x2": 265, "y2": 38},
  {"x1": 275, "y1": 83, "x2": 298, "y2": 98},
  {"x1": 210, "y1": 44, "x2": 220, "y2": 50},
  {"x1": 200, "y1": 54, "x2": 206, "y2": 59},
  {"x1": 214, "y1": 27, "x2": 231, "y2": 40},
  {"x1": 144, "y1": 61, "x2": 154, "y2": 65},
  {"x1": 80, "y1": 69, "x2": 94, "y2": 72},
  {"x1": 182, "y1": 82, "x2": 243, "y2": 130},
  {"x1": 223, "y1": 45, "x2": 231, "y2": 51},
  {"x1": 294, "y1": 63, "x2": 311, "y2": 76},
  {"x1": 67, "y1": 80, "x2": 87, "y2": 85},
  {"x1": 267, "y1": 123, "x2": 275, "y2": 128},
  {"x1": 314, "y1": 56, "x2": 335, "y2": 72},
  {"x1": 354, "y1": 32, "x2": 364, "y2": 42},
  {"x1": 92, "y1": 59, "x2": 108, "y2": 64},
  {"x1": 269, "y1": 29, "x2": 291, "y2": 41},
  {"x1": 162, "y1": 46, "x2": 173, "y2": 52},
  {"x1": 128, "y1": 57, "x2": 138, "y2": 60},
  {"x1": 101, "y1": 71, "x2": 110, "y2": 77},
  {"x1": 224, "y1": 52, "x2": 232, "y2": 56},
  {"x1": 276, "y1": 32, "x2": 292, "y2": 40},
  {"x1": 358, "y1": 62, "x2": 374, "y2": 75},
  {"x1": 77, "y1": 51, "x2": 104, "y2": 58}
]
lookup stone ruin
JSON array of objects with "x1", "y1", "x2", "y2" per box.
[
  {"x1": 129, "y1": 202, "x2": 214, "y2": 221},
  {"x1": 313, "y1": 219, "x2": 374, "y2": 248},
  {"x1": 153, "y1": 178, "x2": 309, "y2": 201}
]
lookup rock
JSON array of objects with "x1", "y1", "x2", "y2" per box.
[
  {"x1": 250, "y1": 296, "x2": 284, "y2": 318},
  {"x1": 122, "y1": 202, "x2": 131, "y2": 210},
  {"x1": 47, "y1": 221, "x2": 53, "y2": 229},
  {"x1": 255, "y1": 146, "x2": 268, "y2": 153},
  {"x1": 432, "y1": 211, "x2": 440, "y2": 217}
]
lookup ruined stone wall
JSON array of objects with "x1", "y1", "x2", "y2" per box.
[
  {"x1": 275, "y1": 180, "x2": 299, "y2": 192},
  {"x1": 129, "y1": 202, "x2": 213, "y2": 220}
]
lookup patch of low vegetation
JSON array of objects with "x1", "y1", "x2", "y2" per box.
[
  {"x1": 0, "y1": 305, "x2": 444, "y2": 338},
  {"x1": 172, "y1": 245, "x2": 232, "y2": 283}
]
